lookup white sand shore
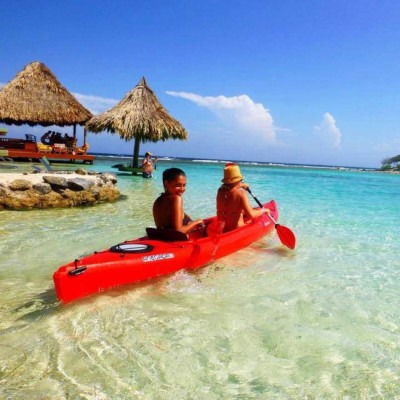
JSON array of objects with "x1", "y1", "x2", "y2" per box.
[{"x1": 0, "y1": 172, "x2": 99, "y2": 186}]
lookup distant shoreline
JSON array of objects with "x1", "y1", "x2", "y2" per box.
[
  {"x1": 1, "y1": 153, "x2": 398, "y2": 175},
  {"x1": 91, "y1": 153, "x2": 400, "y2": 174},
  {"x1": 94, "y1": 152, "x2": 374, "y2": 170}
]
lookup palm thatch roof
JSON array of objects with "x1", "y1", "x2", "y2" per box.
[
  {"x1": 0, "y1": 61, "x2": 92, "y2": 126},
  {"x1": 85, "y1": 77, "x2": 187, "y2": 168},
  {"x1": 85, "y1": 77, "x2": 187, "y2": 142}
]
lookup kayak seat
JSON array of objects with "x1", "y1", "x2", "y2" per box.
[{"x1": 146, "y1": 227, "x2": 189, "y2": 242}]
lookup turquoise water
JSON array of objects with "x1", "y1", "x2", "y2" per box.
[{"x1": 1, "y1": 158, "x2": 399, "y2": 399}]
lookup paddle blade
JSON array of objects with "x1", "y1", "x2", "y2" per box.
[{"x1": 275, "y1": 224, "x2": 296, "y2": 249}]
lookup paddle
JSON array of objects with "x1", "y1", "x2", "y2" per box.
[{"x1": 246, "y1": 188, "x2": 296, "y2": 250}]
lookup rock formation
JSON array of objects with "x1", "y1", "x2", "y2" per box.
[{"x1": 0, "y1": 170, "x2": 120, "y2": 210}]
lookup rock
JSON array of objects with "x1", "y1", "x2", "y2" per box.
[
  {"x1": 43, "y1": 175, "x2": 68, "y2": 190},
  {"x1": 33, "y1": 182, "x2": 52, "y2": 195},
  {"x1": 96, "y1": 186, "x2": 120, "y2": 202},
  {"x1": 92, "y1": 188, "x2": 101, "y2": 200},
  {"x1": 99, "y1": 173, "x2": 117, "y2": 184},
  {"x1": 67, "y1": 178, "x2": 95, "y2": 191},
  {"x1": 9, "y1": 179, "x2": 32, "y2": 191},
  {"x1": 2, "y1": 189, "x2": 41, "y2": 209},
  {"x1": 0, "y1": 171, "x2": 120, "y2": 210},
  {"x1": 62, "y1": 189, "x2": 97, "y2": 205},
  {"x1": 75, "y1": 168, "x2": 87, "y2": 175}
]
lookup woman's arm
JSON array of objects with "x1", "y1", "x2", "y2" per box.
[
  {"x1": 180, "y1": 219, "x2": 203, "y2": 234},
  {"x1": 240, "y1": 190, "x2": 266, "y2": 219},
  {"x1": 171, "y1": 196, "x2": 203, "y2": 234}
]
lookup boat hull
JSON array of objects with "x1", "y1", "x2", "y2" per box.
[
  {"x1": 53, "y1": 200, "x2": 278, "y2": 303},
  {"x1": 0, "y1": 137, "x2": 94, "y2": 164}
]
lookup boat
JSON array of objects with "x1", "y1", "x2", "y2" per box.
[
  {"x1": 53, "y1": 200, "x2": 278, "y2": 303},
  {"x1": 0, "y1": 133, "x2": 95, "y2": 164}
]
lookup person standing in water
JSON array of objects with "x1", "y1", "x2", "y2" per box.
[
  {"x1": 153, "y1": 168, "x2": 203, "y2": 234},
  {"x1": 142, "y1": 152, "x2": 157, "y2": 178},
  {"x1": 216, "y1": 163, "x2": 269, "y2": 232}
]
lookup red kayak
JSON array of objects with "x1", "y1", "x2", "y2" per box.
[{"x1": 53, "y1": 200, "x2": 278, "y2": 303}]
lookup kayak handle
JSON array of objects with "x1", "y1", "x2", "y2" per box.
[{"x1": 69, "y1": 266, "x2": 87, "y2": 276}]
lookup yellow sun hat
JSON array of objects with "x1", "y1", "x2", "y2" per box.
[{"x1": 221, "y1": 163, "x2": 243, "y2": 184}]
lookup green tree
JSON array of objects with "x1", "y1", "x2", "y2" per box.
[{"x1": 381, "y1": 154, "x2": 400, "y2": 170}]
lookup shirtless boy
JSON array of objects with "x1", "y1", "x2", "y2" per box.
[{"x1": 153, "y1": 168, "x2": 203, "y2": 234}]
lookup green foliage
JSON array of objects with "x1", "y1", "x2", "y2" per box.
[
  {"x1": 381, "y1": 164, "x2": 392, "y2": 171},
  {"x1": 381, "y1": 154, "x2": 400, "y2": 170}
]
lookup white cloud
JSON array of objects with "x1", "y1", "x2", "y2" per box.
[
  {"x1": 373, "y1": 138, "x2": 400, "y2": 153},
  {"x1": 72, "y1": 92, "x2": 118, "y2": 115},
  {"x1": 0, "y1": 82, "x2": 5, "y2": 88},
  {"x1": 166, "y1": 91, "x2": 279, "y2": 144},
  {"x1": 314, "y1": 112, "x2": 342, "y2": 148}
]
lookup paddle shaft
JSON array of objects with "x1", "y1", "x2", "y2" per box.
[{"x1": 246, "y1": 188, "x2": 279, "y2": 225}]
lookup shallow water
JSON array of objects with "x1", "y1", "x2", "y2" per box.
[{"x1": 1, "y1": 159, "x2": 400, "y2": 399}]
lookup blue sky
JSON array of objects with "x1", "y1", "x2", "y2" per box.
[{"x1": 1, "y1": 0, "x2": 399, "y2": 168}]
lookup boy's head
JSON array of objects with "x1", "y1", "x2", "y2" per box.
[{"x1": 162, "y1": 168, "x2": 186, "y2": 188}]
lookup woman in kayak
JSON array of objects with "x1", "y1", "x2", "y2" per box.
[
  {"x1": 153, "y1": 168, "x2": 203, "y2": 234},
  {"x1": 216, "y1": 163, "x2": 269, "y2": 232}
]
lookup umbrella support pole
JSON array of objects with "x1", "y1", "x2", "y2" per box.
[{"x1": 133, "y1": 138, "x2": 140, "y2": 168}]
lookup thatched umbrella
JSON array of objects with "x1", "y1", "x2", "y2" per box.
[
  {"x1": 85, "y1": 77, "x2": 188, "y2": 168},
  {"x1": 0, "y1": 61, "x2": 92, "y2": 139}
]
